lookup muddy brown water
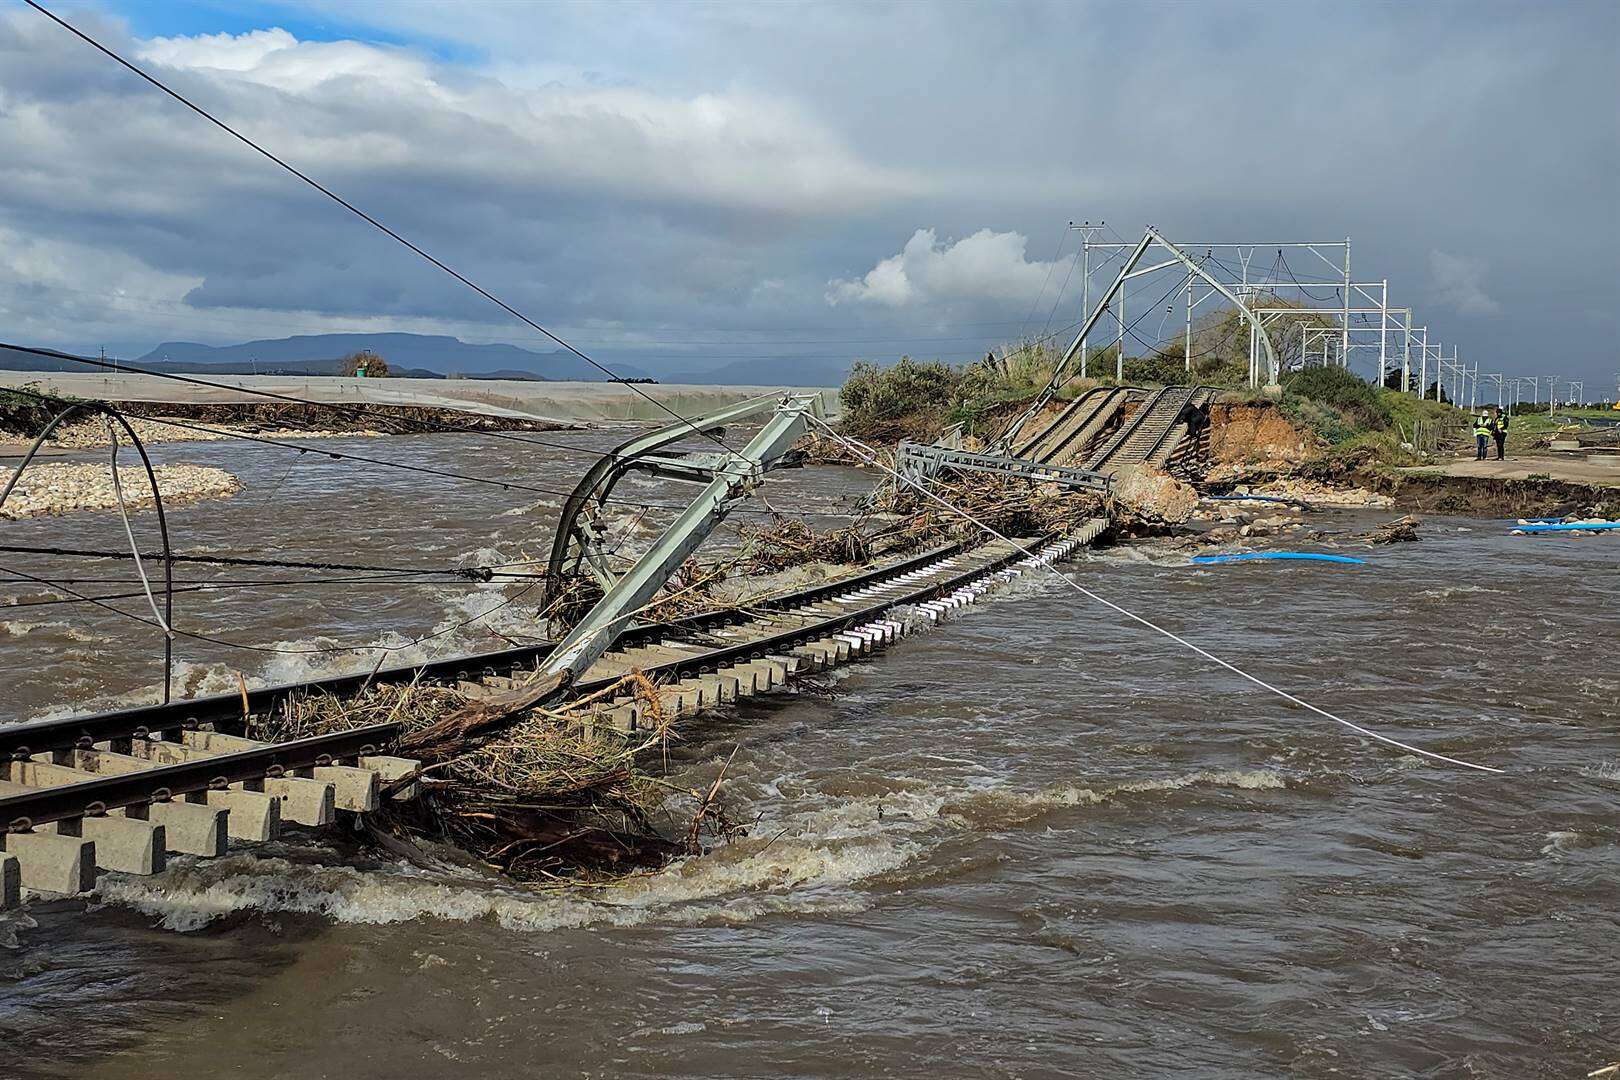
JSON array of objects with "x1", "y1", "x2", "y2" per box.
[{"x1": 0, "y1": 432, "x2": 1615, "y2": 1078}]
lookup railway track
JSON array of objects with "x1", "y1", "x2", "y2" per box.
[
  {"x1": 0, "y1": 520, "x2": 1107, "y2": 908},
  {"x1": 1012, "y1": 385, "x2": 1136, "y2": 466},
  {"x1": 1082, "y1": 385, "x2": 1214, "y2": 473}
]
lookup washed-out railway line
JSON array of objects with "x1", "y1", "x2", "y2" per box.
[
  {"x1": 0, "y1": 519, "x2": 1103, "y2": 908},
  {"x1": 1, "y1": 375, "x2": 1210, "y2": 912}
]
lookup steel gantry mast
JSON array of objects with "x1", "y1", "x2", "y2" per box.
[
  {"x1": 993, "y1": 226, "x2": 1282, "y2": 453},
  {"x1": 539, "y1": 392, "x2": 826, "y2": 685}
]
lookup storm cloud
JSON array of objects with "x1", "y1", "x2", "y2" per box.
[{"x1": 0, "y1": 1, "x2": 1615, "y2": 384}]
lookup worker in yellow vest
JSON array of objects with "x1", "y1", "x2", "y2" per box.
[{"x1": 1473, "y1": 413, "x2": 1491, "y2": 460}]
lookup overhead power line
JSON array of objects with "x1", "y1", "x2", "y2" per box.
[{"x1": 21, "y1": 0, "x2": 759, "y2": 462}]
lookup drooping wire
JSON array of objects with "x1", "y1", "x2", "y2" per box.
[
  {"x1": 0, "y1": 380, "x2": 818, "y2": 516},
  {"x1": 0, "y1": 398, "x2": 179, "y2": 700},
  {"x1": 103, "y1": 418, "x2": 171, "y2": 638},
  {"x1": 1278, "y1": 250, "x2": 1338, "y2": 302},
  {"x1": 0, "y1": 344, "x2": 756, "y2": 479},
  {"x1": 0, "y1": 561, "x2": 546, "y2": 658},
  {"x1": 1017, "y1": 225, "x2": 1069, "y2": 339},
  {"x1": 21, "y1": 0, "x2": 766, "y2": 466},
  {"x1": 0, "y1": 542, "x2": 618, "y2": 579},
  {"x1": 805, "y1": 414, "x2": 1503, "y2": 775}
]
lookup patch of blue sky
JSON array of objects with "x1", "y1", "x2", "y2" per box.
[{"x1": 86, "y1": 0, "x2": 480, "y2": 63}]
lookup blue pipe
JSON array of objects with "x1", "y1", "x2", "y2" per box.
[
  {"x1": 1511, "y1": 522, "x2": 1620, "y2": 533},
  {"x1": 1190, "y1": 552, "x2": 1366, "y2": 565}
]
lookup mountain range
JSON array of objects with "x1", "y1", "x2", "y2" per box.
[{"x1": 0, "y1": 333, "x2": 856, "y2": 386}]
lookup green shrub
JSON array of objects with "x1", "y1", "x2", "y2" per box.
[
  {"x1": 840, "y1": 357, "x2": 962, "y2": 438},
  {"x1": 1120, "y1": 351, "x2": 1189, "y2": 387},
  {"x1": 1283, "y1": 366, "x2": 1392, "y2": 431}
]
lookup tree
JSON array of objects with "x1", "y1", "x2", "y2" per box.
[{"x1": 342, "y1": 349, "x2": 389, "y2": 377}]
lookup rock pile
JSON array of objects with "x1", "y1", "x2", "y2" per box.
[
  {"x1": 38, "y1": 418, "x2": 384, "y2": 449},
  {"x1": 0, "y1": 462, "x2": 244, "y2": 519},
  {"x1": 1111, "y1": 466, "x2": 1199, "y2": 526},
  {"x1": 1245, "y1": 478, "x2": 1394, "y2": 508}
]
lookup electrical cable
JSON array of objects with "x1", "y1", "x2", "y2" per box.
[
  {"x1": 1039, "y1": 245, "x2": 1082, "y2": 341},
  {"x1": 1017, "y1": 226, "x2": 1069, "y2": 339},
  {"x1": 0, "y1": 572, "x2": 513, "y2": 611},
  {"x1": 0, "y1": 346, "x2": 759, "y2": 479},
  {"x1": 104, "y1": 419, "x2": 171, "y2": 637},
  {"x1": 1278, "y1": 251, "x2": 1338, "y2": 302},
  {"x1": 0, "y1": 381, "x2": 828, "y2": 516},
  {"x1": 20, "y1": 3, "x2": 746, "y2": 451},
  {"x1": 0, "y1": 561, "x2": 545, "y2": 657},
  {"x1": 804, "y1": 414, "x2": 1502, "y2": 774},
  {"x1": 0, "y1": 542, "x2": 625, "y2": 579}
]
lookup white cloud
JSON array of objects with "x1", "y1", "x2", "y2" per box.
[
  {"x1": 1429, "y1": 249, "x2": 1500, "y2": 315},
  {"x1": 136, "y1": 28, "x2": 299, "y2": 73},
  {"x1": 827, "y1": 228, "x2": 1067, "y2": 309},
  {"x1": 115, "y1": 25, "x2": 917, "y2": 217}
]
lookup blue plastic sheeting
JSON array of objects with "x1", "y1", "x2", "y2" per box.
[
  {"x1": 1190, "y1": 552, "x2": 1366, "y2": 565},
  {"x1": 1511, "y1": 522, "x2": 1620, "y2": 533}
]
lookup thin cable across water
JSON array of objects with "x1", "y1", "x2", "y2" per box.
[{"x1": 806, "y1": 414, "x2": 1502, "y2": 774}]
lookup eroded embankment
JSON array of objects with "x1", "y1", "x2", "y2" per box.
[
  {"x1": 1206, "y1": 400, "x2": 1322, "y2": 467},
  {"x1": 1355, "y1": 471, "x2": 1620, "y2": 519},
  {"x1": 1201, "y1": 399, "x2": 1618, "y2": 518},
  {"x1": 0, "y1": 398, "x2": 578, "y2": 448}
]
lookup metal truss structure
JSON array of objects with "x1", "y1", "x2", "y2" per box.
[
  {"x1": 996, "y1": 226, "x2": 1280, "y2": 453},
  {"x1": 896, "y1": 441, "x2": 1111, "y2": 493},
  {"x1": 539, "y1": 392, "x2": 825, "y2": 683},
  {"x1": 1070, "y1": 224, "x2": 1487, "y2": 403}
]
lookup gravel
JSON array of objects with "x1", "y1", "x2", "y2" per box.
[{"x1": 0, "y1": 462, "x2": 244, "y2": 520}]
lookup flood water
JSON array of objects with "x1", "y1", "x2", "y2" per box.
[{"x1": 1, "y1": 431, "x2": 1615, "y2": 1078}]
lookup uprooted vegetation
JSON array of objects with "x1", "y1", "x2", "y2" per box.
[{"x1": 253, "y1": 676, "x2": 702, "y2": 881}]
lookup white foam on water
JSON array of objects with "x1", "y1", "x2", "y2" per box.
[
  {"x1": 94, "y1": 787, "x2": 946, "y2": 933},
  {"x1": 497, "y1": 497, "x2": 558, "y2": 518},
  {"x1": 87, "y1": 725, "x2": 1289, "y2": 936},
  {"x1": 1115, "y1": 768, "x2": 1288, "y2": 793},
  {"x1": 1539, "y1": 830, "x2": 1595, "y2": 856},
  {"x1": 1580, "y1": 761, "x2": 1620, "y2": 784},
  {"x1": 942, "y1": 769, "x2": 1287, "y2": 828},
  {"x1": 1417, "y1": 584, "x2": 1506, "y2": 600},
  {"x1": 0, "y1": 619, "x2": 95, "y2": 641}
]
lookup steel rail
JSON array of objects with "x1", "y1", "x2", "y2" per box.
[
  {"x1": 1033, "y1": 386, "x2": 1133, "y2": 465},
  {"x1": 0, "y1": 540, "x2": 976, "y2": 757},
  {"x1": 0, "y1": 532, "x2": 1092, "y2": 833},
  {"x1": 0, "y1": 723, "x2": 400, "y2": 831},
  {"x1": 573, "y1": 535, "x2": 1052, "y2": 693},
  {"x1": 1137, "y1": 386, "x2": 1204, "y2": 463},
  {"x1": 1083, "y1": 386, "x2": 1174, "y2": 470}
]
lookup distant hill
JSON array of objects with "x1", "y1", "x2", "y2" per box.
[{"x1": 0, "y1": 334, "x2": 853, "y2": 386}]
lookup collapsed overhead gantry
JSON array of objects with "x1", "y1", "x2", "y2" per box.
[
  {"x1": 993, "y1": 226, "x2": 1280, "y2": 455},
  {"x1": 539, "y1": 391, "x2": 825, "y2": 684}
]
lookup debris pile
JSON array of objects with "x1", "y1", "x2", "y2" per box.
[
  {"x1": 1362, "y1": 515, "x2": 1422, "y2": 544},
  {"x1": 1110, "y1": 466, "x2": 1198, "y2": 527},
  {"x1": 253, "y1": 674, "x2": 721, "y2": 880}
]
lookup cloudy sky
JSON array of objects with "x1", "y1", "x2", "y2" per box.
[{"x1": 1, "y1": 0, "x2": 1616, "y2": 389}]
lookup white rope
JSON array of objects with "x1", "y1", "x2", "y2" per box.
[
  {"x1": 808, "y1": 414, "x2": 1502, "y2": 774},
  {"x1": 105, "y1": 419, "x2": 173, "y2": 639}
]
